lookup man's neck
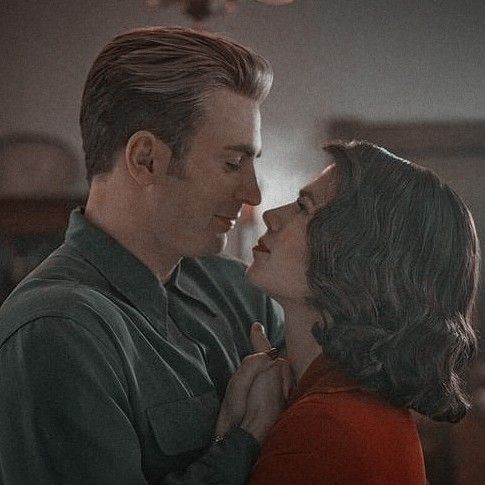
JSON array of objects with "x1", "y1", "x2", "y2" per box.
[{"x1": 84, "y1": 196, "x2": 180, "y2": 284}]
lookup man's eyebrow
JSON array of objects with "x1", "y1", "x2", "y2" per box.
[
  {"x1": 299, "y1": 188, "x2": 316, "y2": 204},
  {"x1": 223, "y1": 144, "x2": 262, "y2": 158}
]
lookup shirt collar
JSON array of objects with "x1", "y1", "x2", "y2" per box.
[
  {"x1": 166, "y1": 258, "x2": 218, "y2": 317},
  {"x1": 64, "y1": 207, "x2": 168, "y2": 335},
  {"x1": 289, "y1": 353, "x2": 361, "y2": 405}
]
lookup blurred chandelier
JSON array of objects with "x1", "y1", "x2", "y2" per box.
[{"x1": 146, "y1": 0, "x2": 295, "y2": 22}]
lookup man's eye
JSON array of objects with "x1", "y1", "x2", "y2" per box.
[{"x1": 226, "y1": 160, "x2": 242, "y2": 171}]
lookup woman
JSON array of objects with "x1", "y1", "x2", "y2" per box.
[{"x1": 247, "y1": 141, "x2": 480, "y2": 484}]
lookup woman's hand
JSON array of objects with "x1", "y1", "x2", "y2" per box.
[
  {"x1": 240, "y1": 358, "x2": 290, "y2": 443},
  {"x1": 215, "y1": 322, "x2": 293, "y2": 442}
]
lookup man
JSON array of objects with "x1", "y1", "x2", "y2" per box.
[{"x1": 0, "y1": 27, "x2": 287, "y2": 484}]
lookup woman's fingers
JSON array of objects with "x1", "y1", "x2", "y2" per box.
[{"x1": 250, "y1": 321, "x2": 272, "y2": 352}]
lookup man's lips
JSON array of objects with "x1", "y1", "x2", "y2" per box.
[
  {"x1": 214, "y1": 215, "x2": 237, "y2": 230},
  {"x1": 253, "y1": 238, "x2": 271, "y2": 253}
]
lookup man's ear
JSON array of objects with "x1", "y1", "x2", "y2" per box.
[{"x1": 124, "y1": 130, "x2": 172, "y2": 185}]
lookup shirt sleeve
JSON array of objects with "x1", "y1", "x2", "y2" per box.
[
  {"x1": 0, "y1": 317, "x2": 149, "y2": 485},
  {"x1": 162, "y1": 427, "x2": 260, "y2": 485},
  {"x1": 0, "y1": 317, "x2": 260, "y2": 485}
]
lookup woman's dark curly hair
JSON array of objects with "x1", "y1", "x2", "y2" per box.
[{"x1": 308, "y1": 140, "x2": 480, "y2": 423}]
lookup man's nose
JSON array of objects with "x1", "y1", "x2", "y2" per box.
[{"x1": 237, "y1": 164, "x2": 262, "y2": 206}]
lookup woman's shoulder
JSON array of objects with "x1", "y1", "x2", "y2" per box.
[
  {"x1": 296, "y1": 387, "x2": 418, "y2": 434},
  {"x1": 251, "y1": 390, "x2": 426, "y2": 485},
  {"x1": 262, "y1": 387, "x2": 422, "y2": 460}
]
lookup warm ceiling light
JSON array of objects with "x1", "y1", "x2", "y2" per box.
[
  {"x1": 255, "y1": 0, "x2": 295, "y2": 4},
  {"x1": 146, "y1": 0, "x2": 296, "y2": 24}
]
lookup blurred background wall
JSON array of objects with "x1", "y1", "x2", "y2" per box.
[{"x1": 1, "y1": 0, "x2": 484, "y2": 205}]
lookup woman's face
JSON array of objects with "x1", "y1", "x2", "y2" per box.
[{"x1": 247, "y1": 164, "x2": 339, "y2": 302}]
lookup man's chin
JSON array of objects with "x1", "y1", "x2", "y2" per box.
[
  {"x1": 211, "y1": 232, "x2": 228, "y2": 254},
  {"x1": 190, "y1": 233, "x2": 227, "y2": 258}
]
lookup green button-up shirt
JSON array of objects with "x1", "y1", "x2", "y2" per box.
[{"x1": 0, "y1": 208, "x2": 284, "y2": 485}]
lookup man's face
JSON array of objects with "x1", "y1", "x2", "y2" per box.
[{"x1": 147, "y1": 88, "x2": 262, "y2": 259}]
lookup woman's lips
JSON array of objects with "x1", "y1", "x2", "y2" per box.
[{"x1": 253, "y1": 238, "x2": 271, "y2": 253}]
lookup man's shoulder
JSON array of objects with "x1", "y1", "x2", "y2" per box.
[
  {"x1": 0, "y1": 276, "x2": 118, "y2": 347},
  {"x1": 5, "y1": 277, "x2": 105, "y2": 309},
  {"x1": 3, "y1": 241, "x2": 115, "y2": 313}
]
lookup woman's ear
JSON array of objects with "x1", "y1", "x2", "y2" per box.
[
  {"x1": 124, "y1": 130, "x2": 172, "y2": 186},
  {"x1": 322, "y1": 309, "x2": 335, "y2": 328}
]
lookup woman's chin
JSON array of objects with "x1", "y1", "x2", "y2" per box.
[
  {"x1": 246, "y1": 263, "x2": 270, "y2": 292},
  {"x1": 246, "y1": 262, "x2": 261, "y2": 286},
  {"x1": 246, "y1": 266, "x2": 283, "y2": 307}
]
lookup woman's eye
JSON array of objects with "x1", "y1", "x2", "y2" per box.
[{"x1": 296, "y1": 198, "x2": 307, "y2": 212}]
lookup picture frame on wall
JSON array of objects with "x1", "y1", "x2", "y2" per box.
[{"x1": 0, "y1": 132, "x2": 85, "y2": 302}]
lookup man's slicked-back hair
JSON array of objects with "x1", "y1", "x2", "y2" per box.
[
  {"x1": 80, "y1": 26, "x2": 273, "y2": 183},
  {"x1": 308, "y1": 141, "x2": 480, "y2": 423}
]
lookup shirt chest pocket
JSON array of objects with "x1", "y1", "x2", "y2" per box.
[{"x1": 146, "y1": 390, "x2": 219, "y2": 456}]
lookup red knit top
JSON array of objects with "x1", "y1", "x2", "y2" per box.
[{"x1": 249, "y1": 354, "x2": 427, "y2": 484}]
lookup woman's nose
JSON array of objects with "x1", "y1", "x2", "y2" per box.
[
  {"x1": 263, "y1": 205, "x2": 287, "y2": 232},
  {"x1": 262, "y1": 208, "x2": 277, "y2": 232}
]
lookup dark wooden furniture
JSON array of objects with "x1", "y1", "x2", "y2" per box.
[{"x1": 0, "y1": 198, "x2": 83, "y2": 302}]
